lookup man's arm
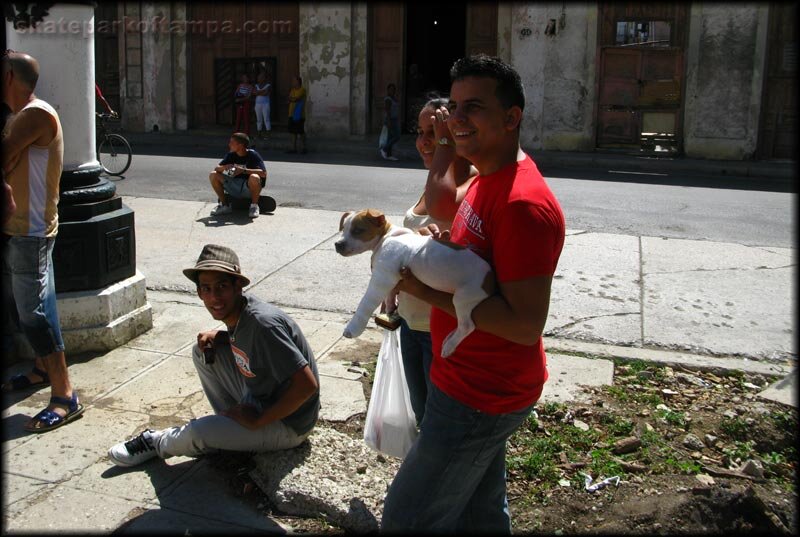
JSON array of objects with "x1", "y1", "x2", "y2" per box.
[
  {"x1": 424, "y1": 106, "x2": 477, "y2": 222},
  {"x1": 241, "y1": 166, "x2": 266, "y2": 178},
  {"x1": 3, "y1": 179, "x2": 16, "y2": 225},
  {"x1": 424, "y1": 146, "x2": 476, "y2": 223},
  {"x1": 222, "y1": 365, "x2": 318, "y2": 430},
  {"x1": 254, "y1": 365, "x2": 318, "y2": 427},
  {"x1": 2, "y1": 108, "x2": 55, "y2": 175},
  {"x1": 96, "y1": 84, "x2": 114, "y2": 114},
  {"x1": 398, "y1": 270, "x2": 553, "y2": 346}
]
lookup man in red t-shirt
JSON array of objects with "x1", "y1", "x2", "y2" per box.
[{"x1": 381, "y1": 55, "x2": 565, "y2": 533}]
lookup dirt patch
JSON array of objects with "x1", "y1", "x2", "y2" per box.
[
  {"x1": 505, "y1": 361, "x2": 797, "y2": 534},
  {"x1": 200, "y1": 355, "x2": 798, "y2": 534}
]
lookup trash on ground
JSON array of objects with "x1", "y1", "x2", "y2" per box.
[{"x1": 581, "y1": 473, "x2": 620, "y2": 493}]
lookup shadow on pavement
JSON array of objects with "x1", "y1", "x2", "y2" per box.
[
  {"x1": 537, "y1": 165, "x2": 796, "y2": 193},
  {"x1": 196, "y1": 214, "x2": 273, "y2": 228},
  {"x1": 105, "y1": 454, "x2": 286, "y2": 534}
]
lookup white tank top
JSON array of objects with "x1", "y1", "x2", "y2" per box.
[
  {"x1": 3, "y1": 98, "x2": 63, "y2": 238},
  {"x1": 397, "y1": 195, "x2": 453, "y2": 332}
]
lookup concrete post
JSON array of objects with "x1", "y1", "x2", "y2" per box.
[
  {"x1": 5, "y1": 3, "x2": 153, "y2": 358},
  {"x1": 6, "y1": 4, "x2": 100, "y2": 174}
]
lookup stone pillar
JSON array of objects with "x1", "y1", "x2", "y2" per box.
[{"x1": 5, "y1": 3, "x2": 152, "y2": 357}]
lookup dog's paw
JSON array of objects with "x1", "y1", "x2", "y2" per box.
[
  {"x1": 343, "y1": 322, "x2": 364, "y2": 339},
  {"x1": 440, "y1": 343, "x2": 454, "y2": 358}
]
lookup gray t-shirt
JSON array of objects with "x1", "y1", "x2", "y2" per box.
[{"x1": 228, "y1": 294, "x2": 320, "y2": 435}]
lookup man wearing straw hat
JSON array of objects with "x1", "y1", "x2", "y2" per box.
[{"x1": 108, "y1": 244, "x2": 320, "y2": 467}]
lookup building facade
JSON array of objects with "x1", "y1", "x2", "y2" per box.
[{"x1": 95, "y1": 2, "x2": 796, "y2": 160}]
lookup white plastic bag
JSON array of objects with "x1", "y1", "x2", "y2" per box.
[
  {"x1": 378, "y1": 125, "x2": 388, "y2": 149},
  {"x1": 363, "y1": 328, "x2": 418, "y2": 458}
]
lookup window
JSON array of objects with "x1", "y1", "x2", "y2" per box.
[{"x1": 615, "y1": 21, "x2": 672, "y2": 47}]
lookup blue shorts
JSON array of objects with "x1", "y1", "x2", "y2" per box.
[
  {"x1": 223, "y1": 175, "x2": 251, "y2": 199},
  {"x1": 2, "y1": 235, "x2": 65, "y2": 356}
]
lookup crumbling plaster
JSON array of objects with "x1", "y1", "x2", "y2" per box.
[
  {"x1": 506, "y1": 3, "x2": 598, "y2": 152},
  {"x1": 684, "y1": 3, "x2": 769, "y2": 160},
  {"x1": 300, "y1": 4, "x2": 366, "y2": 137}
]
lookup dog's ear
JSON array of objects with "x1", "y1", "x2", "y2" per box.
[
  {"x1": 365, "y1": 209, "x2": 386, "y2": 227},
  {"x1": 339, "y1": 211, "x2": 351, "y2": 231}
]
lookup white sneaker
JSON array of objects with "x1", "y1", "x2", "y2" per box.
[
  {"x1": 380, "y1": 149, "x2": 389, "y2": 160},
  {"x1": 108, "y1": 429, "x2": 160, "y2": 467},
  {"x1": 387, "y1": 155, "x2": 399, "y2": 161},
  {"x1": 211, "y1": 203, "x2": 232, "y2": 216},
  {"x1": 248, "y1": 203, "x2": 260, "y2": 218}
]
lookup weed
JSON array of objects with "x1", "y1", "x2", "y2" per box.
[
  {"x1": 538, "y1": 401, "x2": 568, "y2": 417},
  {"x1": 637, "y1": 392, "x2": 665, "y2": 406},
  {"x1": 360, "y1": 360, "x2": 377, "y2": 383},
  {"x1": 762, "y1": 451, "x2": 786, "y2": 466},
  {"x1": 599, "y1": 414, "x2": 634, "y2": 437},
  {"x1": 605, "y1": 385, "x2": 630, "y2": 403},
  {"x1": 720, "y1": 416, "x2": 749, "y2": 440},
  {"x1": 769, "y1": 410, "x2": 795, "y2": 430},
  {"x1": 723, "y1": 440, "x2": 756, "y2": 462},
  {"x1": 657, "y1": 408, "x2": 687, "y2": 428},
  {"x1": 622, "y1": 359, "x2": 650, "y2": 375},
  {"x1": 589, "y1": 448, "x2": 623, "y2": 477},
  {"x1": 664, "y1": 456, "x2": 702, "y2": 474}
]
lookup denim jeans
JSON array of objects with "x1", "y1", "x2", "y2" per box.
[
  {"x1": 381, "y1": 384, "x2": 533, "y2": 533},
  {"x1": 399, "y1": 318, "x2": 433, "y2": 425},
  {"x1": 381, "y1": 118, "x2": 401, "y2": 155},
  {"x1": 2, "y1": 235, "x2": 64, "y2": 357}
]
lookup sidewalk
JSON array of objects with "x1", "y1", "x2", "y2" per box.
[
  {"x1": 122, "y1": 128, "x2": 796, "y2": 185},
  {"x1": 2, "y1": 196, "x2": 796, "y2": 533}
]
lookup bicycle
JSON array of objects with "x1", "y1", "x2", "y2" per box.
[{"x1": 96, "y1": 112, "x2": 132, "y2": 176}]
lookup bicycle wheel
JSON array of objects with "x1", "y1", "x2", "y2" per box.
[{"x1": 98, "y1": 133, "x2": 132, "y2": 176}]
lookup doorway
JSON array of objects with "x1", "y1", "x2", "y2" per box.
[
  {"x1": 757, "y1": 2, "x2": 797, "y2": 159},
  {"x1": 596, "y1": 2, "x2": 688, "y2": 154},
  {"x1": 94, "y1": 3, "x2": 120, "y2": 115},
  {"x1": 404, "y1": 4, "x2": 466, "y2": 131}
]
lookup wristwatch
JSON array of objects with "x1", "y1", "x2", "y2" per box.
[{"x1": 437, "y1": 137, "x2": 454, "y2": 147}]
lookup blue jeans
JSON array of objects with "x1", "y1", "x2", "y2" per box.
[
  {"x1": 2, "y1": 235, "x2": 65, "y2": 357},
  {"x1": 399, "y1": 318, "x2": 432, "y2": 425},
  {"x1": 381, "y1": 384, "x2": 533, "y2": 533},
  {"x1": 222, "y1": 176, "x2": 251, "y2": 199},
  {"x1": 381, "y1": 118, "x2": 401, "y2": 155}
]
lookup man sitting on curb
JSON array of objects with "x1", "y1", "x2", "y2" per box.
[
  {"x1": 108, "y1": 244, "x2": 320, "y2": 467},
  {"x1": 209, "y1": 133, "x2": 267, "y2": 219}
]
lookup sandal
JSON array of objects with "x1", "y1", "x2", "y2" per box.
[
  {"x1": 4, "y1": 366, "x2": 50, "y2": 391},
  {"x1": 25, "y1": 392, "x2": 85, "y2": 433}
]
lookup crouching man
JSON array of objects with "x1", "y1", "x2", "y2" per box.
[{"x1": 108, "y1": 244, "x2": 320, "y2": 467}]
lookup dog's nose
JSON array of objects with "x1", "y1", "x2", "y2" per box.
[{"x1": 334, "y1": 241, "x2": 344, "y2": 253}]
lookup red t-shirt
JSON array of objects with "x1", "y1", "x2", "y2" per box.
[{"x1": 429, "y1": 154, "x2": 565, "y2": 414}]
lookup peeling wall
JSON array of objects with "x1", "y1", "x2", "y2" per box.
[
  {"x1": 505, "y1": 3, "x2": 598, "y2": 152},
  {"x1": 120, "y1": 1, "x2": 187, "y2": 133},
  {"x1": 172, "y1": 2, "x2": 188, "y2": 131},
  {"x1": 141, "y1": 2, "x2": 174, "y2": 132},
  {"x1": 496, "y1": 3, "x2": 513, "y2": 63},
  {"x1": 299, "y1": 3, "x2": 355, "y2": 136},
  {"x1": 119, "y1": 2, "x2": 144, "y2": 131},
  {"x1": 349, "y1": 3, "x2": 368, "y2": 136},
  {"x1": 683, "y1": 4, "x2": 769, "y2": 160}
]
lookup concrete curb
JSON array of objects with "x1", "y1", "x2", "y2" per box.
[{"x1": 546, "y1": 337, "x2": 793, "y2": 377}]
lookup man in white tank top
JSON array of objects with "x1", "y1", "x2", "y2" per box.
[{"x1": 1, "y1": 50, "x2": 84, "y2": 433}]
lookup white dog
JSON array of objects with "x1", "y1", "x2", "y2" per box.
[{"x1": 334, "y1": 209, "x2": 494, "y2": 358}]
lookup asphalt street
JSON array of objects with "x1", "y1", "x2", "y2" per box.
[{"x1": 111, "y1": 152, "x2": 795, "y2": 248}]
